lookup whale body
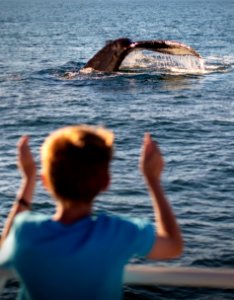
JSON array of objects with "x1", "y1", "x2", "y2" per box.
[{"x1": 83, "y1": 38, "x2": 201, "y2": 72}]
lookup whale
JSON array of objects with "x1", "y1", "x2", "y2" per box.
[{"x1": 83, "y1": 38, "x2": 202, "y2": 72}]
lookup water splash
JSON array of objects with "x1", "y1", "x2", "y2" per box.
[
  {"x1": 120, "y1": 50, "x2": 205, "y2": 74},
  {"x1": 204, "y1": 55, "x2": 234, "y2": 74},
  {"x1": 40, "y1": 54, "x2": 233, "y2": 81}
]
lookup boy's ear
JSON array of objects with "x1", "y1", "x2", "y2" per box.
[{"x1": 101, "y1": 171, "x2": 110, "y2": 191}]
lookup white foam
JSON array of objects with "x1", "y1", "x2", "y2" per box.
[{"x1": 79, "y1": 67, "x2": 95, "y2": 74}]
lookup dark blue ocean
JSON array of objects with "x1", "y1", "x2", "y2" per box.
[{"x1": 0, "y1": 0, "x2": 234, "y2": 299}]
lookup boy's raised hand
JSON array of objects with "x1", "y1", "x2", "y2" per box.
[
  {"x1": 0, "y1": 136, "x2": 37, "y2": 245},
  {"x1": 17, "y1": 136, "x2": 36, "y2": 179},
  {"x1": 140, "y1": 133, "x2": 164, "y2": 181},
  {"x1": 140, "y1": 133, "x2": 183, "y2": 259}
]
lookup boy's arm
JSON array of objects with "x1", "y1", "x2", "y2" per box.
[
  {"x1": 0, "y1": 136, "x2": 36, "y2": 246},
  {"x1": 140, "y1": 133, "x2": 183, "y2": 260}
]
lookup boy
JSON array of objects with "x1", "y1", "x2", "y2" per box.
[{"x1": 0, "y1": 125, "x2": 183, "y2": 300}]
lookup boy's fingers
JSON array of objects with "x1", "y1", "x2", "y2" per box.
[
  {"x1": 144, "y1": 133, "x2": 153, "y2": 148},
  {"x1": 144, "y1": 134, "x2": 157, "y2": 156},
  {"x1": 17, "y1": 136, "x2": 33, "y2": 164},
  {"x1": 18, "y1": 136, "x2": 29, "y2": 150},
  {"x1": 144, "y1": 132, "x2": 151, "y2": 141}
]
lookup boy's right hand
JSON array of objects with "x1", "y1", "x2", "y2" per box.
[
  {"x1": 140, "y1": 133, "x2": 164, "y2": 181},
  {"x1": 0, "y1": 136, "x2": 37, "y2": 246},
  {"x1": 18, "y1": 136, "x2": 36, "y2": 180}
]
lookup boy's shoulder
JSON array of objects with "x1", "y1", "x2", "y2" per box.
[
  {"x1": 99, "y1": 212, "x2": 151, "y2": 225},
  {"x1": 14, "y1": 211, "x2": 49, "y2": 224},
  {"x1": 13, "y1": 211, "x2": 50, "y2": 234},
  {"x1": 96, "y1": 213, "x2": 154, "y2": 235},
  {"x1": 95, "y1": 213, "x2": 155, "y2": 258}
]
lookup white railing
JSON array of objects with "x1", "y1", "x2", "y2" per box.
[
  {"x1": 1, "y1": 265, "x2": 234, "y2": 295},
  {"x1": 124, "y1": 265, "x2": 234, "y2": 289}
]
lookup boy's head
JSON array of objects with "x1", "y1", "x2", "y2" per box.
[{"x1": 41, "y1": 125, "x2": 114, "y2": 204}]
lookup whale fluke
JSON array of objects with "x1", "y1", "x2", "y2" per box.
[
  {"x1": 134, "y1": 40, "x2": 201, "y2": 58},
  {"x1": 83, "y1": 38, "x2": 201, "y2": 72}
]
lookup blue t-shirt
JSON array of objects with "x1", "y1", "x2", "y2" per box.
[{"x1": 0, "y1": 211, "x2": 155, "y2": 300}]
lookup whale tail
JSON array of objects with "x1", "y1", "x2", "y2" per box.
[{"x1": 84, "y1": 38, "x2": 201, "y2": 72}]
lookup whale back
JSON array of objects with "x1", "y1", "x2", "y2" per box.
[{"x1": 84, "y1": 38, "x2": 133, "y2": 72}]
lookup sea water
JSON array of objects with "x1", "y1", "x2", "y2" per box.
[{"x1": 0, "y1": 0, "x2": 234, "y2": 299}]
